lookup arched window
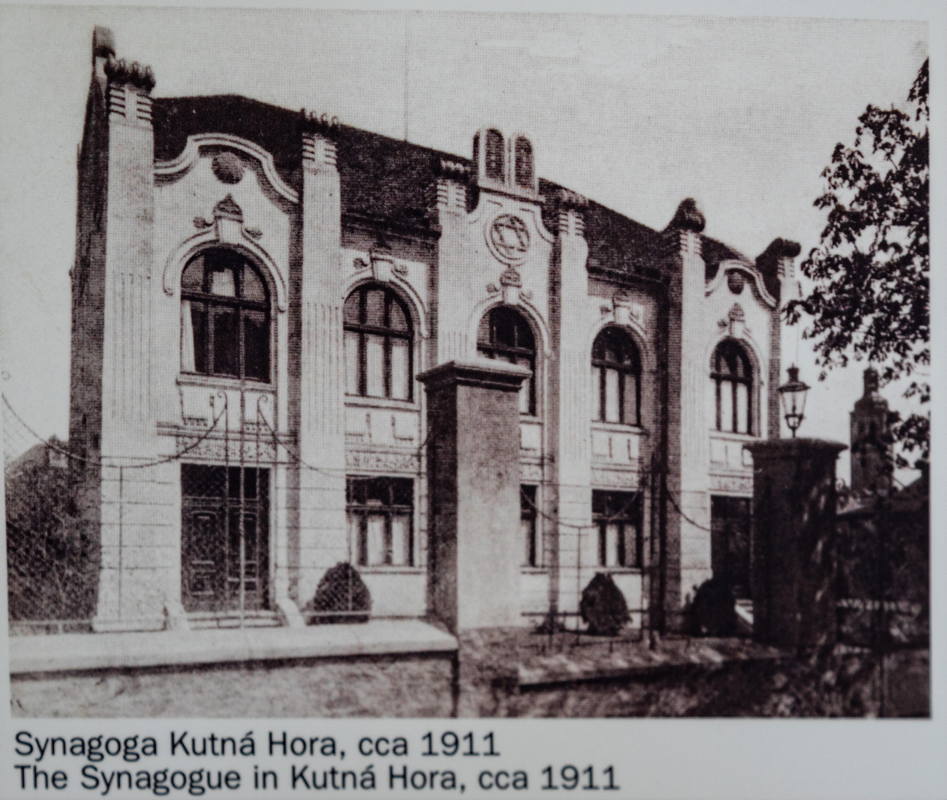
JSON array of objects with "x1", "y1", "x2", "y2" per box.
[
  {"x1": 711, "y1": 340, "x2": 753, "y2": 434},
  {"x1": 477, "y1": 306, "x2": 536, "y2": 415},
  {"x1": 485, "y1": 129, "x2": 505, "y2": 181},
  {"x1": 181, "y1": 248, "x2": 270, "y2": 381},
  {"x1": 591, "y1": 327, "x2": 641, "y2": 425},
  {"x1": 514, "y1": 137, "x2": 534, "y2": 189},
  {"x1": 344, "y1": 285, "x2": 413, "y2": 401}
]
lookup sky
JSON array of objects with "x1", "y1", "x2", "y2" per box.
[{"x1": 0, "y1": 5, "x2": 929, "y2": 482}]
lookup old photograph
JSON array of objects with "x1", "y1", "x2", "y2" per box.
[{"x1": 0, "y1": 7, "x2": 931, "y2": 721}]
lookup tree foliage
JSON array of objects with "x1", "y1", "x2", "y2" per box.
[{"x1": 788, "y1": 60, "x2": 929, "y2": 467}]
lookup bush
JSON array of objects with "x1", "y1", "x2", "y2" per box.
[
  {"x1": 688, "y1": 578, "x2": 737, "y2": 636},
  {"x1": 580, "y1": 572, "x2": 630, "y2": 635},
  {"x1": 308, "y1": 562, "x2": 371, "y2": 624}
]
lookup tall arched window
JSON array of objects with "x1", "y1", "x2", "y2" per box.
[
  {"x1": 592, "y1": 327, "x2": 641, "y2": 425},
  {"x1": 181, "y1": 248, "x2": 270, "y2": 381},
  {"x1": 477, "y1": 306, "x2": 535, "y2": 415},
  {"x1": 485, "y1": 129, "x2": 505, "y2": 181},
  {"x1": 514, "y1": 137, "x2": 534, "y2": 189},
  {"x1": 344, "y1": 285, "x2": 413, "y2": 401},
  {"x1": 711, "y1": 340, "x2": 753, "y2": 434}
]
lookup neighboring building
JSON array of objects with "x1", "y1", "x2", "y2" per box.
[{"x1": 69, "y1": 27, "x2": 799, "y2": 631}]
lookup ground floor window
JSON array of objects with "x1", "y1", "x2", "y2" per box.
[
  {"x1": 710, "y1": 495, "x2": 751, "y2": 598},
  {"x1": 521, "y1": 485, "x2": 539, "y2": 566},
  {"x1": 346, "y1": 476, "x2": 414, "y2": 567},
  {"x1": 592, "y1": 490, "x2": 642, "y2": 568},
  {"x1": 181, "y1": 465, "x2": 269, "y2": 612}
]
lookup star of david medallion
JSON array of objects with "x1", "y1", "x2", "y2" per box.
[{"x1": 487, "y1": 214, "x2": 530, "y2": 264}]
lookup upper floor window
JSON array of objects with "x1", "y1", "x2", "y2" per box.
[
  {"x1": 592, "y1": 327, "x2": 641, "y2": 425},
  {"x1": 485, "y1": 129, "x2": 505, "y2": 181},
  {"x1": 711, "y1": 340, "x2": 753, "y2": 434},
  {"x1": 344, "y1": 285, "x2": 413, "y2": 401},
  {"x1": 514, "y1": 137, "x2": 534, "y2": 189},
  {"x1": 181, "y1": 248, "x2": 269, "y2": 382},
  {"x1": 477, "y1": 306, "x2": 535, "y2": 415}
]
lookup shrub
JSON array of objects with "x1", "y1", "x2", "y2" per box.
[
  {"x1": 688, "y1": 577, "x2": 737, "y2": 636},
  {"x1": 308, "y1": 562, "x2": 371, "y2": 624},
  {"x1": 580, "y1": 572, "x2": 630, "y2": 635}
]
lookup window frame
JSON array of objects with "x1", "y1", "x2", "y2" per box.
[
  {"x1": 476, "y1": 306, "x2": 537, "y2": 415},
  {"x1": 711, "y1": 340, "x2": 754, "y2": 435},
  {"x1": 591, "y1": 326, "x2": 642, "y2": 426},
  {"x1": 180, "y1": 248, "x2": 271, "y2": 383},
  {"x1": 344, "y1": 284, "x2": 414, "y2": 402},
  {"x1": 346, "y1": 476, "x2": 414, "y2": 568},
  {"x1": 591, "y1": 490, "x2": 643, "y2": 569}
]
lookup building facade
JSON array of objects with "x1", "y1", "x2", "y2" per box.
[{"x1": 69, "y1": 28, "x2": 799, "y2": 631}]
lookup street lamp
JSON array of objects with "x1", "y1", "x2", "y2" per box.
[{"x1": 778, "y1": 364, "x2": 810, "y2": 438}]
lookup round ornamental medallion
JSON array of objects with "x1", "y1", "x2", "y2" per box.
[{"x1": 488, "y1": 214, "x2": 530, "y2": 263}]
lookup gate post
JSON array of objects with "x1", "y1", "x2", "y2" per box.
[
  {"x1": 418, "y1": 359, "x2": 529, "y2": 632},
  {"x1": 744, "y1": 438, "x2": 846, "y2": 651}
]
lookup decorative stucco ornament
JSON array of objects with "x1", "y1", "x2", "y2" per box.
[
  {"x1": 212, "y1": 152, "x2": 245, "y2": 184},
  {"x1": 488, "y1": 214, "x2": 530, "y2": 264},
  {"x1": 727, "y1": 270, "x2": 745, "y2": 295}
]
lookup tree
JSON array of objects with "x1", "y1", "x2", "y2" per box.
[{"x1": 788, "y1": 60, "x2": 929, "y2": 468}]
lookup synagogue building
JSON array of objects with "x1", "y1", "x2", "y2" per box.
[{"x1": 69, "y1": 27, "x2": 799, "y2": 631}]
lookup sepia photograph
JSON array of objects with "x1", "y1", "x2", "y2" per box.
[{"x1": 0, "y1": 4, "x2": 932, "y2": 731}]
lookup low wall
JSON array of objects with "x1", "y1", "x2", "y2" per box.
[{"x1": 11, "y1": 653, "x2": 455, "y2": 718}]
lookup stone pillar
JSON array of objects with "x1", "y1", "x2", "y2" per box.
[
  {"x1": 433, "y1": 160, "x2": 470, "y2": 363},
  {"x1": 91, "y1": 38, "x2": 174, "y2": 631},
  {"x1": 756, "y1": 238, "x2": 801, "y2": 440},
  {"x1": 550, "y1": 190, "x2": 590, "y2": 616},
  {"x1": 745, "y1": 438, "x2": 846, "y2": 651},
  {"x1": 290, "y1": 114, "x2": 344, "y2": 620},
  {"x1": 664, "y1": 199, "x2": 710, "y2": 622},
  {"x1": 418, "y1": 360, "x2": 528, "y2": 631}
]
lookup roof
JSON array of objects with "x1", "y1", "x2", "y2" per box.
[{"x1": 151, "y1": 94, "x2": 744, "y2": 286}]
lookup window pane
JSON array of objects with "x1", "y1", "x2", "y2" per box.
[
  {"x1": 624, "y1": 374, "x2": 639, "y2": 425},
  {"x1": 623, "y1": 523, "x2": 637, "y2": 567},
  {"x1": 209, "y1": 267, "x2": 237, "y2": 297},
  {"x1": 344, "y1": 292, "x2": 361, "y2": 325},
  {"x1": 242, "y1": 266, "x2": 266, "y2": 302},
  {"x1": 604, "y1": 368, "x2": 620, "y2": 423},
  {"x1": 182, "y1": 259, "x2": 204, "y2": 291},
  {"x1": 389, "y1": 300, "x2": 408, "y2": 333},
  {"x1": 347, "y1": 512, "x2": 361, "y2": 564},
  {"x1": 592, "y1": 367, "x2": 602, "y2": 421},
  {"x1": 345, "y1": 331, "x2": 361, "y2": 395},
  {"x1": 365, "y1": 289, "x2": 385, "y2": 326},
  {"x1": 736, "y1": 383, "x2": 749, "y2": 434},
  {"x1": 391, "y1": 514, "x2": 411, "y2": 566},
  {"x1": 365, "y1": 334, "x2": 385, "y2": 397},
  {"x1": 390, "y1": 338, "x2": 411, "y2": 400},
  {"x1": 521, "y1": 517, "x2": 535, "y2": 566},
  {"x1": 366, "y1": 513, "x2": 386, "y2": 565},
  {"x1": 720, "y1": 381, "x2": 734, "y2": 432},
  {"x1": 485, "y1": 129, "x2": 504, "y2": 180},
  {"x1": 519, "y1": 376, "x2": 531, "y2": 414},
  {"x1": 212, "y1": 305, "x2": 239, "y2": 376},
  {"x1": 243, "y1": 309, "x2": 269, "y2": 381},
  {"x1": 605, "y1": 523, "x2": 621, "y2": 567},
  {"x1": 391, "y1": 479, "x2": 413, "y2": 507}
]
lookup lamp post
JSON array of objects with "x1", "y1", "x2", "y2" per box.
[{"x1": 778, "y1": 364, "x2": 810, "y2": 438}]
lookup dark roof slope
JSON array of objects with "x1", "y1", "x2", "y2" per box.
[{"x1": 151, "y1": 94, "x2": 742, "y2": 285}]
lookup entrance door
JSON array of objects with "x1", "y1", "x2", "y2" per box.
[
  {"x1": 181, "y1": 465, "x2": 269, "y2": 612},
  {"x1": 710, "y1": 495, "x2": 751, "y2": 599}
]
